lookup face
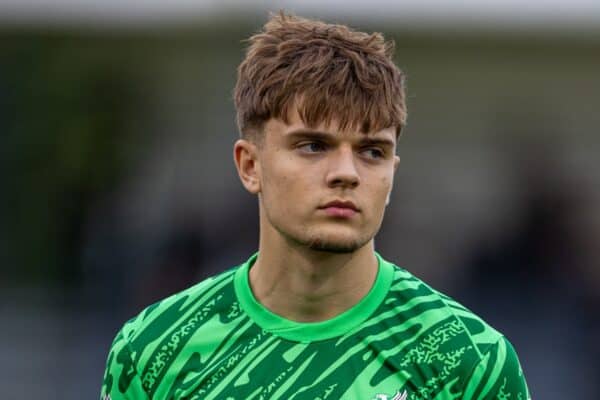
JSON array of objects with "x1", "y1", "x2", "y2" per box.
[{"x1": 235, "y1": 109, "x2": 400, "y2": 254}]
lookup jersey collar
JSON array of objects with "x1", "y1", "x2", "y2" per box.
[{"x1": 233, "y1": 252, "x2": 394, "y2": 342}]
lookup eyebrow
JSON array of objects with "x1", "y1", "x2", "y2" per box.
[{"x1": 284, "y1": 129, "x2": 395, "y2": 147}]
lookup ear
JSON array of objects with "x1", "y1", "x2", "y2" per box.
[{"x1": 233, "y1": 139, "x2": 261, "y2": 194}]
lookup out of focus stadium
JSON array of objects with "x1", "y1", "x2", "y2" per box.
[{"x1": 1, "y1": 1, "x2": 599, "y2": 398}]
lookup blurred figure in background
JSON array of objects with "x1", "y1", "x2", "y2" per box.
[
  {"x1": 132, "y1": 223, "x2": 206, "y2": 310},
  {"x1": 457, "y1": 137, "x2": 600, "y2": 398}
]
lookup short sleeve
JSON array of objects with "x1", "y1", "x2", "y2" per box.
[
  {"x1": 100, "y1": 326, "x2": 149, "y2": 400},
  {"x1": 462, "y1": 336, "x2": 531, "y2": 400}
]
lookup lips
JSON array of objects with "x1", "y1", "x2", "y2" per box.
[
  {"x1": 319, "y1": 200, "x2": 360, "y2": 218},
  {"x1": 321, "y1": 200, "x2": 359, "y2": 211}
]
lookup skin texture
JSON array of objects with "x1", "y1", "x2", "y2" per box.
[{"x1": 233, "y1": 108, "x2": 400, "y2": 322}]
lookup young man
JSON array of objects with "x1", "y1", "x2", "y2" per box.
[{"x1": 100, "y1": 13, "x2": 530, "y2": 400}]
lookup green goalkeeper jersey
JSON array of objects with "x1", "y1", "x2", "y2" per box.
[{"x1": 100, "y1": 253, "x2": 530, "y2": 400}]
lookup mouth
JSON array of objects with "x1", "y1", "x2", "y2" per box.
[{"x1": 318, "y1": 200, "x2": 360, "y2": 218}]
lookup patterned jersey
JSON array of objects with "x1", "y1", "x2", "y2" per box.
[{"x1": 100, "y1": 253, "x2": 530, "y2": 400}]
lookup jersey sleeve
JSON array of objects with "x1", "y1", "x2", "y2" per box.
[
  {"x1": 462, "y1": 336, "x2": 531, "y2": 400},
  {"x1": 100, "y1": 325, "x2": 149, "y2": 400}
]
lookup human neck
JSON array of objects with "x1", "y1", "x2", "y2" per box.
[{"x1": 249, "y1": 235, "x2": 379, "y2": 323}]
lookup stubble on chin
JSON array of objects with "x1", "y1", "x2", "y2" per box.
[
  {"x1": 305, "y1": 236, "x2": 363, "y2": 254},
  {"x1": 281, "y1": 227, "x2": 372, "y2": 254},
  {"x1": 267, "y1": 209, "x2": 374, "y2": 254}
]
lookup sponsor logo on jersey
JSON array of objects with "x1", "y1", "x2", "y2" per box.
[{"x1": 372, "y1": 389, "x2": 408, "y2": 400}]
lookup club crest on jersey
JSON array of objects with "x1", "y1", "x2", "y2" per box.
[{"x1": 371, "y1": 389, "x2": 408, "y2": 400}]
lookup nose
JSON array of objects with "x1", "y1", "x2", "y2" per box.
[{"x1": 325, "y1": 145, "x2": 360, "y2": 189}]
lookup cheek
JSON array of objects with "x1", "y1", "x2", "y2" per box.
[
  {"x1": 383, "y1": 176, "x2": 393, "y2": 196},
  {"x1": 365, "y1": 175, "x2": 393, "y2": 214},
  {"x1": 374, "y1": 175, "x2": 392, "y2": 197},
  {"x1": 262, "y1": 160, "x2": 311, "y2": 213},
  {"x1": 382, "y1": 169, "x2": 396, "y2": 192},
  {"x1": 269, "y1": 154, "x2": 319, "y2": 190}
]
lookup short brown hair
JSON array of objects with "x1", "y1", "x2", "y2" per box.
[{"x1": 234, "y1": 12, "x2": 406, "y2": 140}]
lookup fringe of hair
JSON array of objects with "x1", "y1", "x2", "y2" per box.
[{"x1": 234, "y1": 11, "x2": 407, "y2": 140}]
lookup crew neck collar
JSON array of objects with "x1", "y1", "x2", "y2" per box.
[{"x1": 233, "y1": 252, "x2": 394, "y2": 342}]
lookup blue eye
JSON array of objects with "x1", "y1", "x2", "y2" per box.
[
  {"x1": 362, "y1": 148, "x2": 384, "y2": 159},
  {"x1": 299, "y1": 142, "x2": 326, "y2": 153}
]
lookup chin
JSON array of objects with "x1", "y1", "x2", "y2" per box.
[
  {"x1": 274, "y1": 219, "x2": 375, "y2": 254},
  {"x1": 303, "y1": 228, "x2": 372, "y2": 254},
  {"x1": 306, "y1": 239, "x2": 363, "y2": 254}
]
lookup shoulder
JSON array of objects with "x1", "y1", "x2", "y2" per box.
[
  {"x1": 129, "y1": 266, "x2": 237, "y2": 345},
  {"x1": 388, "y1": 264, "x2": 504, "y2": 353},
  {"x1": 110, "y1": 266, "x2": 239, "y2": 364},
  {"x1": 101, "y1": 267, "x2": 240, "y2": 398},
  {"x1": 384, "y1": 263, "x2": 530, "y2": 398}
]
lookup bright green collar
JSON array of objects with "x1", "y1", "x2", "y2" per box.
[{"x1": 233, "y1": 252, "x2": 394, "y2": 342}]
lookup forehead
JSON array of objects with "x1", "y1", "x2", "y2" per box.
[{"x1": 265, "y1": 107, "x2": 397, "y2": 142}]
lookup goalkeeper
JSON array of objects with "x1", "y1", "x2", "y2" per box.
[{"x1": 101, "y1": 11, "x2": 530, "y2": 400}]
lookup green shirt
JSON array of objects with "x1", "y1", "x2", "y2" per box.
[{"x1": 100, "y1": 253, "x2": 530, "y2": 399}]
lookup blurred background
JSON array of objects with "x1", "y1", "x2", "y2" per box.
[{"x1": 1, "y1": 0, "x2": 599, "y2": 398}]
